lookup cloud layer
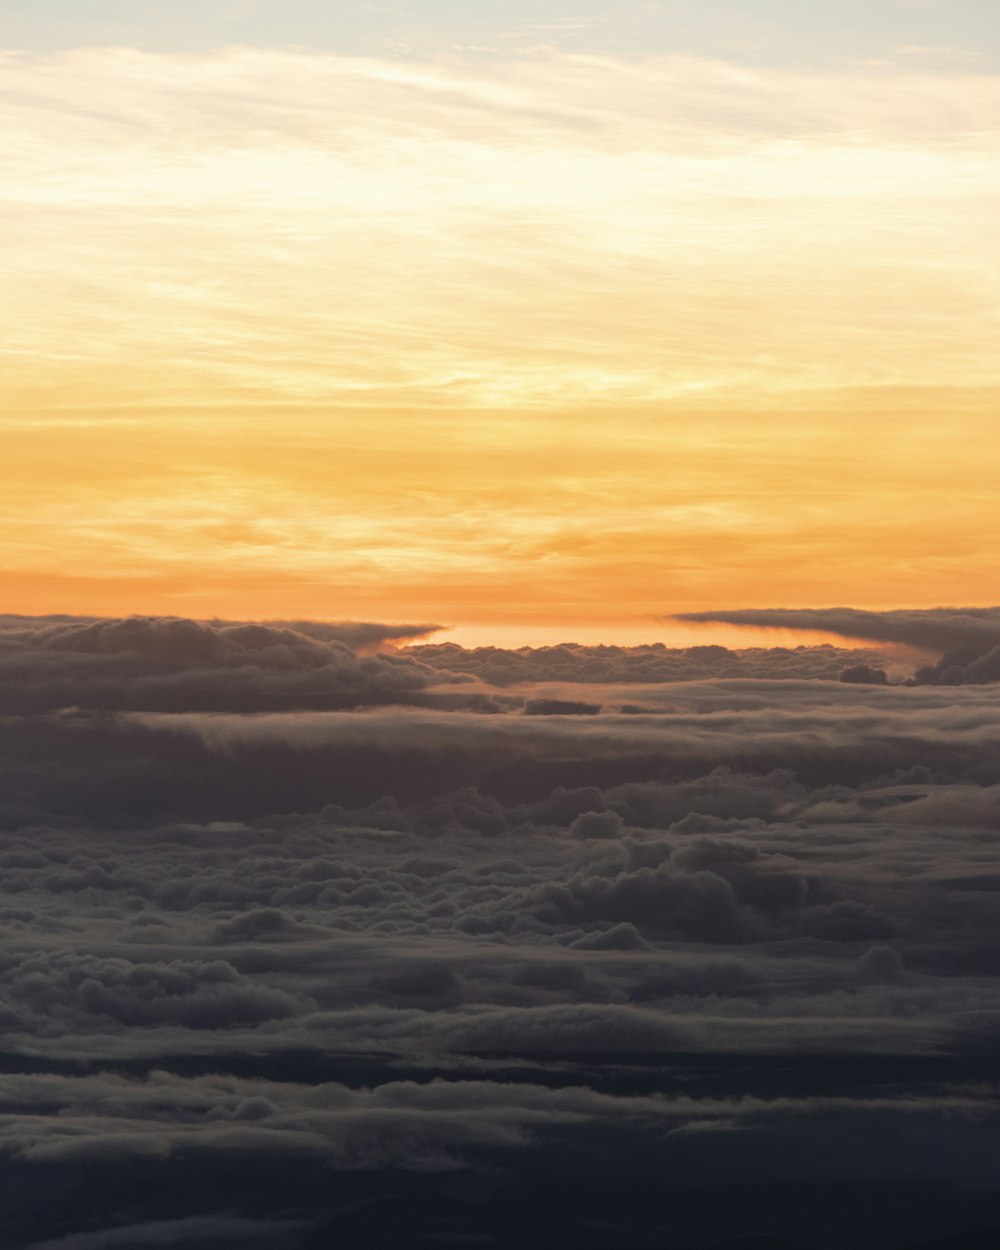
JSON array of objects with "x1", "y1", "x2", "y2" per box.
[
  {"x1": 2, "y1": 615, "x2": 1000, "y2": 1246},
  {"x1": 675, "y1": 607, "x2": 1000, "y2": 684},
  {"x1": 0, "y1": 615, "x2": 450, "y2": 714}
]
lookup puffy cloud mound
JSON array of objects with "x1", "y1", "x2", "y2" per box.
[
  {"x1": 411, "y1": 638, "x2": 898, "y2": 685},
  {"x1": 840, "y1": 664, "x2": 889, "y2": 685},
  {"x1": 0, "y1": 615, "x2": 453, "y2": 713}
]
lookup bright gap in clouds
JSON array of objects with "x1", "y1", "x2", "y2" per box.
[{"x1": 438, "y1": 622, "x2": 904, "y2": 651}]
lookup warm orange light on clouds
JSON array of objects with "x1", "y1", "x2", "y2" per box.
[{"x1": 3, "y1": 49, "x2": 999, "y2": 635}]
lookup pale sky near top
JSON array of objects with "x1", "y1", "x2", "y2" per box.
[{"x1": 2, "y1": 0, "x2": 999, "y2": 68}]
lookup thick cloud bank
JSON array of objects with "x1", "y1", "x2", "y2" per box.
[
  {"x1": 674, "y1": 606, "x2": 1000, "y2": 685},
  {"x1": 0, "y1": 615, "x2": 450, "y2": 714},
  {"x1": 1, "y1": 616, "x2": 999, "y2": 1248}
]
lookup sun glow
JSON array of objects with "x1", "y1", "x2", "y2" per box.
[{"x1": 3, "y1": 48, "x2": 999, "y2": 629}]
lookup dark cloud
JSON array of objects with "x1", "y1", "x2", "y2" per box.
[
  {"x1": 263, "y1": 619, "x2": 443, "y2": 651},
  {"x1": 0, "y1": 615, "x2": 443, "y2": 652},
  {"x1": 672, "y1": 606, "x2": 1000, "y2": 686},
  {"x1": 523, "y1": 698, "x2": 602, "y2": 716},
  {"x1": 1, "y1": 616, "x2": 1000, "y2": 1247},
  {"x1": 117, "y1": 681, "x2": 1000, "y2": 814},
  {"x1": 840, "y1": 663, "x2": 889, "y2": 685},
  {"x1": 412, "y1": 637, "x2": 900, "y2": 685},
  {"x1": 0, "y1": 615, "x2": 458, "y2": 714},
  {"x1": 22, "y1": 1215, "x2": 311, "y2": 1248}
]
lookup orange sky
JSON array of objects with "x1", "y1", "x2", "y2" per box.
[{"x1": 4, "y1": 49, "x2": 999, "y2": 638}]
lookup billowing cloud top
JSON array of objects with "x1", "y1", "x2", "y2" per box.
[
  {"x1": 2, "y1": 612, "x2": 1000, "y2": 1245},
  {"x1": 673, "y1": 606, "x2": 1000, "y2": 684},
  {"x1": 0, "y1": 615, "x2": 450, "y2": 713},
  {"x1": 411, "y1": 638, "x2": 899, "y2": 686},
  {"x1": 0, "y1": 613, "x2": 914, "y2": 714}
]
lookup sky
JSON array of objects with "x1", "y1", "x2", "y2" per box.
[
  {"x1": 3, "y1": 0, "x2": 999, "y2": 639},
  {"x1": 4, "y1": 1, "x2": 1000, "y2": 66}
]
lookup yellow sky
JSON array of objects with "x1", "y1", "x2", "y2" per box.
[{"x1": 4, "y1": 49, "x2": 999, "y2": 635}]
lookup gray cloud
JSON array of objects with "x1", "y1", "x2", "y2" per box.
[
  {"x1": 22, "y1": 1215, "x2": 311, "y2": 1249},
  {"x1": 412, "y1": 637, "x2": 900, "y2": 686},
  {"x1": 671, "y1": 606, "x2": 1000, "y2": 686},
  {"x1": 3, "y1": 615, "x2": 1000, "y2": 1247},
  {"x1": 0, "y1": 615, "x2": 457, "y2": 715}
]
